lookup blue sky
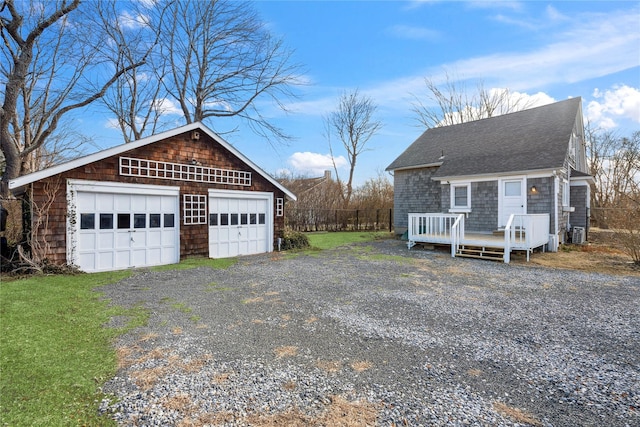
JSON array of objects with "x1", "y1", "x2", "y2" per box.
[{"x1": 93, "y1": 0, "x2": 640, "y2": 186}]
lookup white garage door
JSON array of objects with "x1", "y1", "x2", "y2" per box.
[
  {"x1": 208, "y1": 191, "x2": 272, "y2": 258},
  {"x1": 69, "y1": 181, "x2": 180, "y2": 272}
]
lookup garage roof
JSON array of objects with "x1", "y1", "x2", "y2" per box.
[{"x1": 9, "y1": 122, "x2": 296, "y2": 200}]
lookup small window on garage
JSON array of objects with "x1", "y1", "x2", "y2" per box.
[
  {"x1": 276, "y1": 198, "x2": 284, "y2": 216},
  {"x1": 80, "y1": 213, "x2": 95, "y2": 230},
  {"x1": 150, "y1": 214, "x2": 161, "y2": 228},
  {"x1": 220, "y1": 213, "x2": 229, "y2": 226},
  {"x1": 134, "y1": 214, "x2": 146, "y2": 228},
  {"x1": 164, "y1": 213, "x2": 175, "y2": 228},
  {"x1": 250, "y1": 213, "x2": 257, "y2": 224},
  {"x1": 240, "y1": 213, "x2": 248, "y2": 225},
  {"x1": 117, "y1": 213, "x2": 130, "y2": 229},
  {"x1": 100, "y1": 214, "x2": 113, "y2": 229},
  {"x1": 230, "y1": 213, "x2": 239, "y2": 225},
  {"x1": 183, "y1": 194, "x2": 207, "y2": 225},
  {"x1": 258, "y1": 213, "x2": 266, "y2": 224},
  {"x1": 209, "y1": 213, "x2": 218, "y2": 226}
]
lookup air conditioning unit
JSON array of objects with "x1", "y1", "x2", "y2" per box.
[{"x1": 572, "y1": 227, "x2": 585, "y2": 245}]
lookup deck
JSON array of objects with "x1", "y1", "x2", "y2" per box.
[{"x1": 407, "y1": 213, "x2": 551, "y2": 263}]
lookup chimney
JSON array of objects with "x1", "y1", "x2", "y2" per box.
[{"x1": 324, "y1": 170, "x2": 331, "y2": 180}]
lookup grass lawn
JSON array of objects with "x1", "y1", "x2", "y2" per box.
[
  {"x1": 0, "y1": 257, "x2": 235, "y2": 426},
  {"x1": 306, "y1": 231, "x2": 393, "y2": 250},
  {"x1": 0, "y1": 271, "x2": 139, "y2": 426}
]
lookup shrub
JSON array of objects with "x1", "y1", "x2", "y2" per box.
[{"x1": 279, "y1": 231, "x2": 310, "y2": 251}]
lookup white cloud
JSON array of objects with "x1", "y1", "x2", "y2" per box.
[
  {"x1": 288, "y1": 152, "x2": 347, "y2": 176},
  {"x1": 118, "y1": 10, "x2": 150, "y2": 30},
  {"x1": 151, "y1": 98, "x2": 183, "y2": 115},
  {"x1": 587, "y1": 85, "x2": 640, "y2": 129}
]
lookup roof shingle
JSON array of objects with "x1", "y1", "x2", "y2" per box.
[{"x1": 386, "y1": 97, "x2": 582, "y2": 178}]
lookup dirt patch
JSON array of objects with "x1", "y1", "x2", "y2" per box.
[{"x1": 524, "y1": 229, "x2": 640, "y2": 276}]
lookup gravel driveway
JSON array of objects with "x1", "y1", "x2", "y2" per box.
[{"x1": 98, "y1": 240, "x2": 639, "y2": 426}]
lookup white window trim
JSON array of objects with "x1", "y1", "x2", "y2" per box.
[
  {"x1": 449, "y1": 182, "x2": 471, "y2": 213},
  {"x1": 183, "y1": 194, "x2": 207, "y2": 225},
  {"x1": 276, "y1": 198, "x2": 284, "y2": 217}
]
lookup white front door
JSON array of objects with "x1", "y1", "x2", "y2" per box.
[
  {"x1": 208, "y1": 191, "x2": 272, "y2": 258},
  {"x1": 499, "y1": 178, "x2": 526, "y2": 227},
  {"x1": 69, "y1": 181, "x2": 180, "y2": 272}
]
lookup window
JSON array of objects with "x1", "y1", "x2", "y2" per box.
[
  {"x1": 80, "y1": 214, "x2": 95, "y2": 230},
  {"x1": 164, "y1": 213, "x2": 175, "y2": 228},
  {"x1": 183, "y1": 194, "x2": 207, "y2": 225},
  {"x1": 100, "y1": 214, "x2": 113, "y2": 229},
  {"x1": 276, "y1": 198, "x2": 284, "y2": 217},
  {"x1": 209, "y1": 213, "x2": 218, "y2": 226},
  {"x1": 450, "y1": 183, "x2": 471, "y2": 211},
  {"x1": 117, "y1": 213, "x2": 130, "y2": 229},
  {"x1": 504, "y1": 182, "x2": 521, "y2": 197},
  {"x1": 150, "y1": 214, "x2": 161, "y2": 228},
  {"x1": 134, "y1": 214, "x2": 146, "y2": 228}
]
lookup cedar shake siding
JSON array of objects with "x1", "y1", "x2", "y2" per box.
[
  {"x1": 570, "y1": 185, "x2": 589, "y2": 230},
  {"x1": 26, "y1": 130, "x2": 288, "y2": 265},
  {"x1": 392, "y1": 167, "x2": 441, "y2": 234}
]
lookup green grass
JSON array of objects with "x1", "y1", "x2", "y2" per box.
[
  {"x1": 0, "y1": 270, "x2": 136, "y2": 426},
  {"x1": 151, "y1": 256, "x2": 237, "y2": 271},
  {"x1": 306, "y1": 231, "x2": 393, "y2": 250}
]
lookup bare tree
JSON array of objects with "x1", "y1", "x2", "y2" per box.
[
  {"x1": 411, "y1": 72, "x2": 534, "y2": 129},
  {"x1": 100, "y1": 1, "x2": 167, "y2": 143},
  {"x1": 0, "y1": 0, "x2": 146, "y2": 196},
  {"x1": 587, "y1": 126, "x2": 640, "y2": 223},
  {"x1": 326, "y1": 89, "x2": 383, "y2": 207},
  {"x1": 156, "y1": 0, "x2": 302, "y2": 142}
]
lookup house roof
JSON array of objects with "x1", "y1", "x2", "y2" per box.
[
  {"x1": 9, "y1": 122, "x2": 296, "y2": 200},
  {"x1": 277, "y1": 171, "x2": 333, "y2": 196},
  {"x1": 386, "y1": 97, "x2": 582, "y2": 179}
]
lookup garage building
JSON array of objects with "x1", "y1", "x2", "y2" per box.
[{"x1": 8, "y1": 123, "x2": 296, "y2": 272}]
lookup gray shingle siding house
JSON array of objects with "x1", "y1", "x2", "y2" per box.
[{"x1": 386, "y1": 98, "x2": 592, "y2": 260}]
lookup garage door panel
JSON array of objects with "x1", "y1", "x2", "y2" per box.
[
  {"x1": 115, "y1": 194, "x2": 131, "y2": 211},
  {"x1": 115, "y1": 232, "x2": 131, "y2": 249},
  {"x1": 96, "y1": 194, "x2": 114, "y2": 211},
  {"x1": 209, "y1": 194, "x2": 270, "y2": 258},
  {"x1": 98, "y1": 233, "x2": 115, "y2": 249},
  {"x1": 79, "y1": 253, "x2": 95, "y2": 271},
  {"x1": 77, "y1": 193, "x2": 96, "y2": 211},
  {"x1": 73, "y1": 188, "x2": 179, "y2": 272},
  {"x1": 98, "y1": 252, "x2": 114, "y2": 270}
]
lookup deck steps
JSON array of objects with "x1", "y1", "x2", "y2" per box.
[{"x1": 456, "y1": 245, "x2": 505, "y2": 261}]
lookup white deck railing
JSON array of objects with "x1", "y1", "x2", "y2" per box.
[
  {"x1": 407, "y1": 213, "x2": 464, "y2": 248},
  {"x1": 503, "y1": 214, "x2": 550, "y2": 263},
  {"x1": 408, "y1": 212, "x2": 550, "y2": 263}
]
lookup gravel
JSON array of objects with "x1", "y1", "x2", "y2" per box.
[{"x1": 97, "y1": 239, "x2": 640, "y2": 426}]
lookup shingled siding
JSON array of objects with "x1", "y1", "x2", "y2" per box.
[
  {"x1": 570, "y1": 185, "x2": 589, "y2": 230},
  {"x1": 393, "y1": 167, "x2": 441, "y2": 234},
  {"x1": 28, "y1": 131, "x2": 286, "y2": 266},
  {"x1": 468, "y1": 181, "x2": 498, "y2": 231},
  {"x1": 527, "y1": 177, "x2": 555, "y2": 234}
]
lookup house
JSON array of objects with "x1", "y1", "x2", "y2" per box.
[
  {"x1": 386, "y1": 97, "x2": 592, "y2": 262},
  {"x1": 8, "y1": 122, "x2": 296, "y2": 272}
]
